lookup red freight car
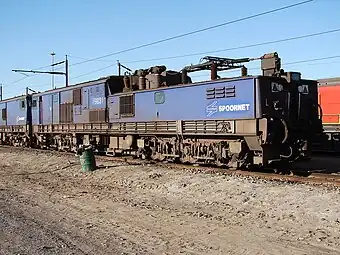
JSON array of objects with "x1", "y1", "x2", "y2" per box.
[
  {"x1": 314, "y1": 77, "x2": 340, "y2": 153},
  {"x1": 318, "y1": 77, "x2": 340, "y2": 128}
]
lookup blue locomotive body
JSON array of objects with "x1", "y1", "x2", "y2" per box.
[
  {"x1": 31, "y1": 92, "x2": 60, "y2": 125},
  {"x1": 5, "y1": 96, "x2": 30, "y2": 126},
  {"x1": 108, "y1": 78, "x2": 257, "y2": 123},
  {"x1": 0, "y1": 95, "x2": 32, "y2": 146},
  {"x1": 31, "y1": 81, "x2": 107, "y2": 126},
  {"x1": 0, "y1": 95, "x2": 31, "y2": 126},
  {"x1": 31, "y1": 95, "x2": 41, "y2": 125}
]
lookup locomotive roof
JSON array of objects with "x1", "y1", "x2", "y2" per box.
[
  {"x1": 0, "y1": 94, "x2": 27, "y2": 103},
  {"x1": 318, "y1": 77, "x2": 340, "y2": 86},
  {"x1": 0, "y1": 73, "x2": 317, "y2": 103},
  {"x1": 0, "y1": 74, "x2": 255, "y2": 103},
  {"x1": 0, "y1": 75, "x2": 118, "y2": 103},
  {"x1": 113, "y1": 75, "x2": 259, "y2": 96},
  {"x1": 31, "y1": 75, "x2": 118, "y2": 97}
]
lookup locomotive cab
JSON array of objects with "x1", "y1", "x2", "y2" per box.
[
  {"x1": 253, "y1": 73, "x2": 321, "y2": 167},
  {"x1": 0, "y1": 94, "x2": 32, "y2": 146}
]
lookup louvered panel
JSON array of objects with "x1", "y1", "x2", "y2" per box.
[
  {"x1": 146, "y1": 122, "x2": 156, "y2": 131},
  {"x1": 183, "y1": 120, "x2": 235, "y2": 133},
  {"x1": 120, "y1": 94, "x2": 135, "y2": 117},
  {"x1": 98, "y1": 109, "x2": 106, "y2": 122},
  {"x1": 206, "y1": 88, "x2": 216, "y2": 100},
  {"x1": 73, "y1": 88, "x2": 82, "y2": 105},
  {"x1": 89, "y1": 109, "x2": 106, "y2": 123},
  {"x1": 157, "y1": 122, "x2": 176, "y2": 132},
  {"x1": 89, "y1": 110, "x2": 98, "y2": 122},
  {"x1": 136, "y1": 122, "x2": 147, "y2": 132},
  {"x1": 206, "y1": 85, "x2": 236, "y2": 99},
  {"x1": 205, "y1": 121, "x2": 218, "y2": 132},
  {"x1": 124, "y1": 122, "x2": 136, "y2": 131}
]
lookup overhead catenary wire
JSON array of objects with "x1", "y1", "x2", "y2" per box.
[
  {"x1": 69, "y1": 28, "x2": 340, "y2": 65},
  {"x1": 10, "y1": 26, "x2": 338, "y2": 83},
  {"x1": 68, "y1": 0, "x2": 314, "y2": 67},
  {"x1": 71, "y1": 63, "x2": 117, "y2": 80},
  {"x1": 71, "y1": 54, "x2": 340, "y2": 81},
  {"x1": 6, "y1": 0, "x2": 315, "y2": 86},
  {"x1": 285, "y1": 55, "x2": 340, "y2": 65},
  {"x1": 124, "y1": 28, "x2": 340, "y2": 64},
  {"x1": 69, "y1": 28, "x2": 340, "y2": 80}
]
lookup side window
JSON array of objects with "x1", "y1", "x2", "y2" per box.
[
  {"x1": 119, "y1": 94, "x2": 135, "y2": 117},
  {"x1": 32, "y1": 99, "x2": 37, "y2": 108},
  {"x1": 1, "y1": 108, "x2": 6, "y2": 120},
  {"x1": 154, "y1": 91, "x2": 165, "y2": 104},
  {"x1": 20, "y1": 100, "x2": 25, "y2": 109}
]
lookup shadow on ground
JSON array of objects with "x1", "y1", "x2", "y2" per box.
[{"x1": 290, "y1": 155, "x2": 340, "y2": 174}]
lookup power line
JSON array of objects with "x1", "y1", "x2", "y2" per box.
[
  {"x1": 68, "y1": 28, "x2": 340, "y2": 65},
  {"x1": 6, "y1": 1, "x2": 315, "y2": 86},
  {"x1": 124, "y1": 28, "x2": 340, "y2": 64},
  {"x1": 285, "y1": 55, "x2": 340, "y2": 65},
  {"x1": 72, "y1": 54, "x2": 340, "y2": 82},
  {"x1": 69, "y1": 28, "x2": 339, "y2": 80},
  {"x1": 68, "y1": 55, "x2": 113, "y2": 63},
  {"x1": 69, "y1": 0, "x2": 314, "y2": 67},
  {"x1": 71, "y1": 63, "x2": 116, "y2": 80}
]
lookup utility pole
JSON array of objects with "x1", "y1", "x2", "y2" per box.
[
  {"x1": 0, "y1": 83, "x2": 2, "y2": 101},
  {"x1": 117, "y1": 60, "x2": 121, "y2": 76},
  {"x1": 51, "y1": 52, "x2": 56, "y2": 89},
  {"x1": 65, "y1": 55, "x2": 69, "y2": 87}
]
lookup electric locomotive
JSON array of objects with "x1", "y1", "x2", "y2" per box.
[{"x1": 0, "y1": 52, "x2": 323, "y2": 170}]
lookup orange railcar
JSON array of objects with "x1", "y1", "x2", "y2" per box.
[{"x1": 318, "y1": 77, "x2": 340, "y2": 126}]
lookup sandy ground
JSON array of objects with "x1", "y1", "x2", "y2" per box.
[{"x1": 0, "y1": 147, "x2": 339, "y2": 255}]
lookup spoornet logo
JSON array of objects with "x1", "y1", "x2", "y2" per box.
[
  {"x1": 16, "y1": 116, "x2": 25, "y2": 122},
  {"x1": 206, "y1": 101, "x2": 218, "y2": 117},
  {"x1": 206, "y1": 101, "x2": 250, "y2": 117}
]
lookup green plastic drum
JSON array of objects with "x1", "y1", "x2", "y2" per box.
[{"x1": 79, "y1": 148, "x2": 96, "y2": 172}]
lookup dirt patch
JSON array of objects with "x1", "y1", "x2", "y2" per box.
[{"x1": 0, "y1": 147, "x2": 339, "y2": 254}]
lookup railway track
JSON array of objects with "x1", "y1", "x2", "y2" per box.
[
  {"x1": 1, "y1": 145, "x2": 340, "y2": 188},
  {"x1": 107, "y1": 157, "x2": 340, "y2": 188}
]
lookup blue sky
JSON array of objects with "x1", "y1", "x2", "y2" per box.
[{"x1": 1, "y1": 0, "x2": 339, "y2": 99}]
